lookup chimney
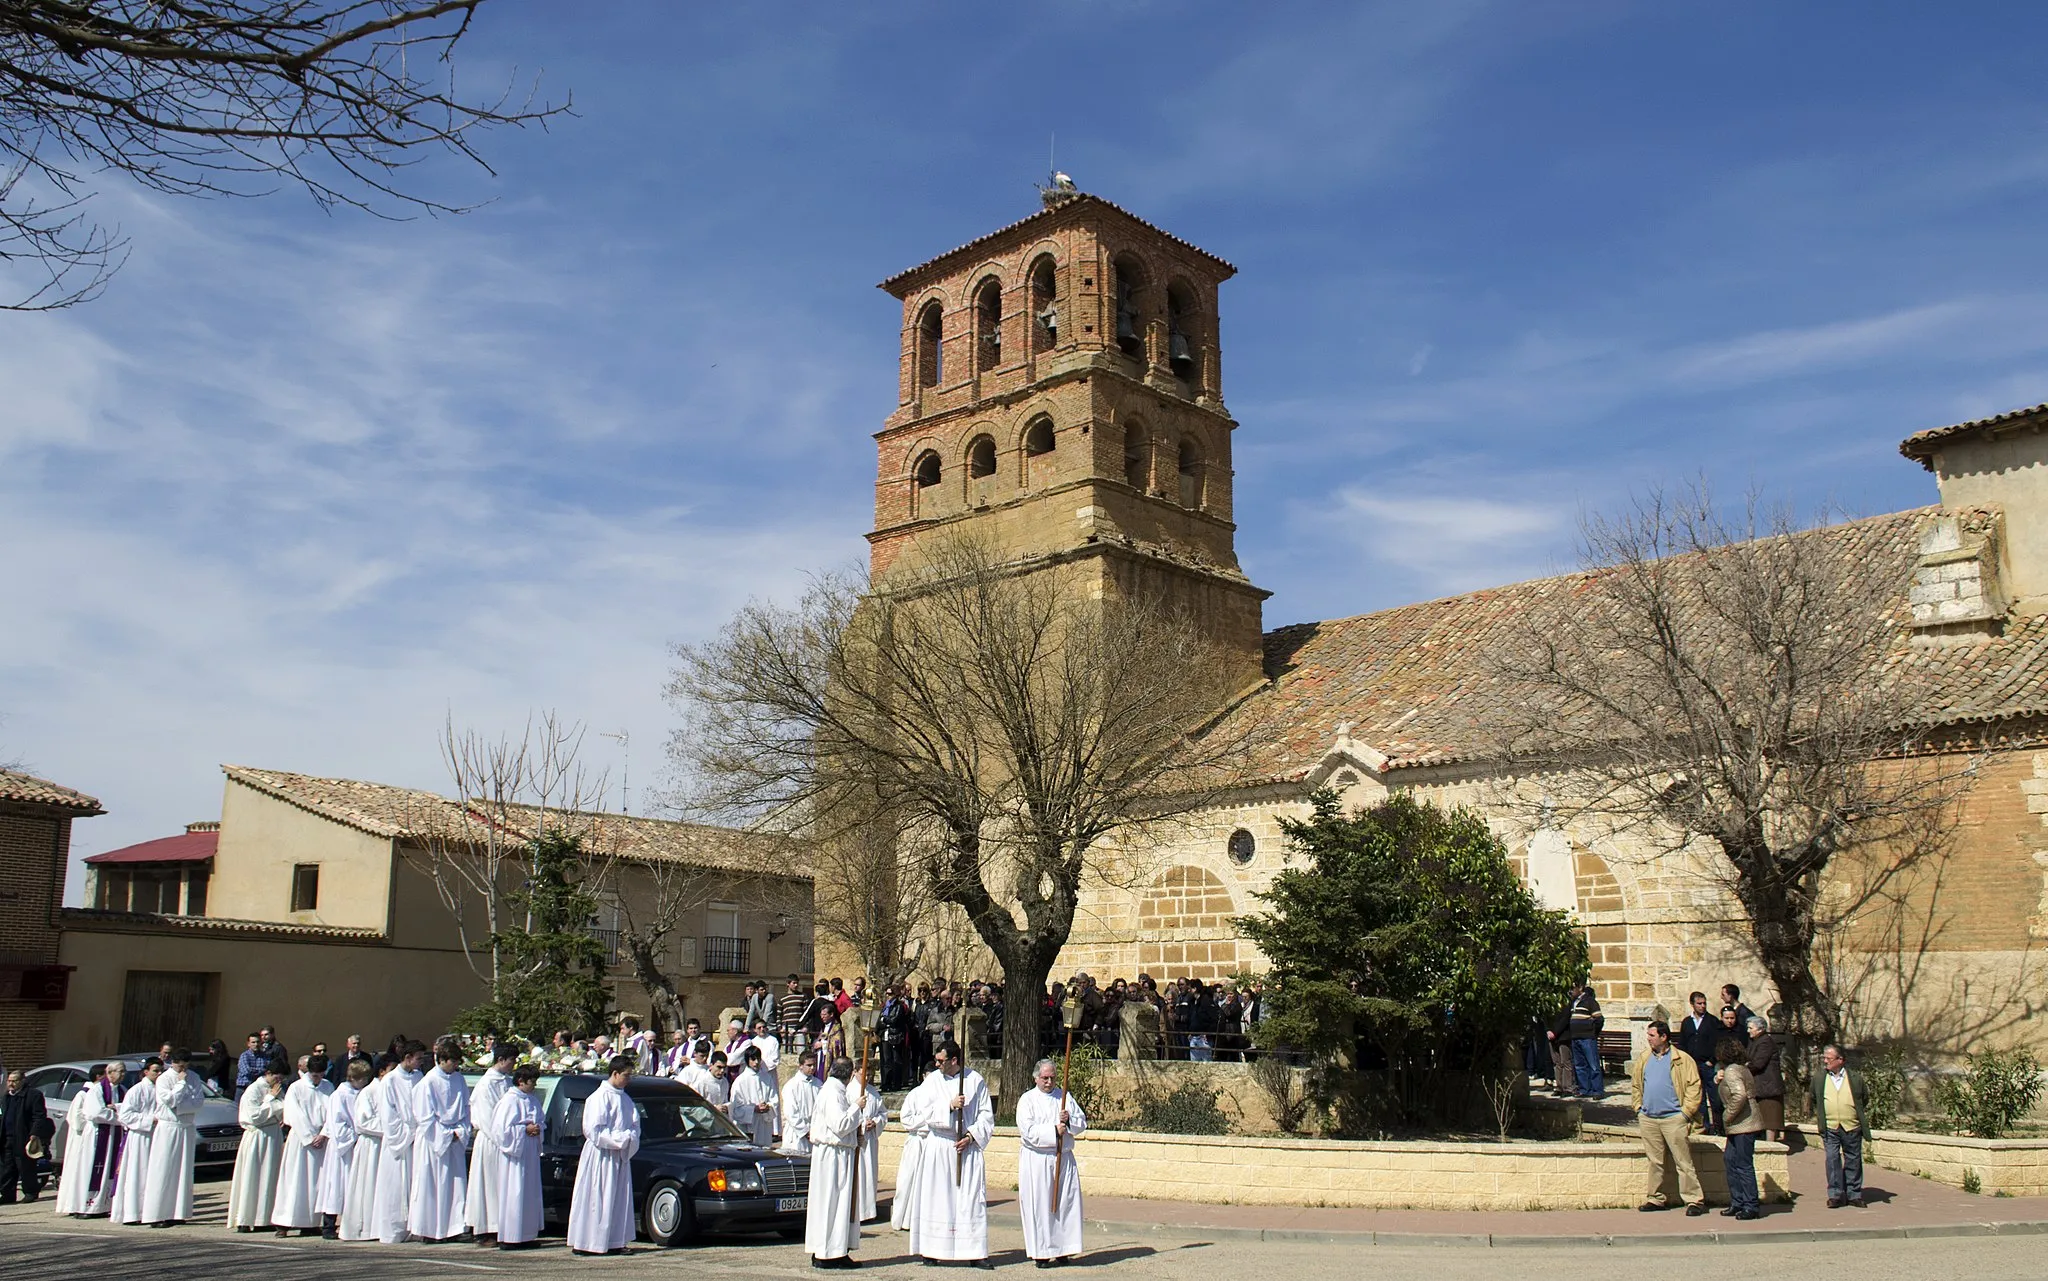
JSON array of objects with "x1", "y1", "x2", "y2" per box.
[{"x1": 1901, "y1": 402, "x2": 2048, "y2": 623}]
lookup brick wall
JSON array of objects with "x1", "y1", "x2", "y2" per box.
[{"x1": 0, "y1": 805, "x2": 74, "y2": 1070}]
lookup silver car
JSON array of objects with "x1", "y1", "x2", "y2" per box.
[{"x1": 23, "y1": 1056, "x2": 243, "y2": 1173}]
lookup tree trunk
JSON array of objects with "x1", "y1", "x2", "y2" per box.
[
  {"x1": 999, "y1": 956, "x2": 1055, "y2": 1122},
  {"x1": 1730, "y1": 849, "x2": 1836, "y2": 1077},
  {"x1": 625, "y1": 937, "x2": 685, "y2": 1038}
]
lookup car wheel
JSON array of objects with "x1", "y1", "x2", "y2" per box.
[{"x1": 643, "y1": 1179, "x2": 694, "y2": 1248}]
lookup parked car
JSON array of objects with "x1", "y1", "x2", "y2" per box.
[
  {"x1": 23, "y1": 1056, "x2": 243, "y2": 1174},
  {"x1": 464, "y1": 1071, "x2": 810, "y2": 1247}
]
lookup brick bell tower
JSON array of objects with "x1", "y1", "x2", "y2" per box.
[{"x1": 871, "y1": 191, "x2": 1269, "y2": 688}]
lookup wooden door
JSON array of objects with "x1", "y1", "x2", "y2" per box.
[{"x1": 118, "y1": 970, "x2": 210, "y2": 1052}]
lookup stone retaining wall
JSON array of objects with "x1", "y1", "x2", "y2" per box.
[
  {"x1": 877, "y1": 1125, "x2": 1789, "y2": 1210},
  {"x1": 1850, "y1": 1127, "x2": 2048, "y2": 1197}
]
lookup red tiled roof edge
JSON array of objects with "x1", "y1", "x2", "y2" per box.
[
  {"x1": 58, "y1": 907, "x2": 387, "y2": 943},
  {"x1": 878, "y1": 194, "x2": 1235, "y2": 296},
  {"x1": 1899, "y1": 401, "x2": 2048, "y2": 465},
  {"x1": 0, "y1": 768, "x2": 104, "y2": 814}
]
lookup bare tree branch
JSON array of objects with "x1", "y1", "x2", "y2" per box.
[{"x1": 0, "y1": 0, "x2": 567, "y2": 307}]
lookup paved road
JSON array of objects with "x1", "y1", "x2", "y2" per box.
[{"x1": 8, "y1": 1192, "x2": 2048, "y2": 1280}]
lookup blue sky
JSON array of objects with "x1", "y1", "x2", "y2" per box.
[{"x1": 7, "y1": 2, "x2": 2048, "y2": 892}]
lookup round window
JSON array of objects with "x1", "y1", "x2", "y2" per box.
[{"x1": 1227, "y1": 828, "x2": 1256, "y2": 865}]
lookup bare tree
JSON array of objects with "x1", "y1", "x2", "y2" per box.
[
  {"x1": 404, "y1": 710, "x2": 608, "y2": 1006},
  {"x1": 1, "y1": 0, "x2": 566, "y2": 308},
  {"x1": 667, "y1": 539, "x2": 1266, "y2": 1109},
  {"x1": 1486, "y1": 488, "x2": 1971, "y2": 1053}
]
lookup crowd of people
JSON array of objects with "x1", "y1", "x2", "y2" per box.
[{"x1": 15, "y1": 1004, "x2": 1095, "y2": 1269}]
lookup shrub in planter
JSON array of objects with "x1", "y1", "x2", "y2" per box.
[{"x1": 1938, "y1": 1048, "x2": 2045, "y2": 1139}]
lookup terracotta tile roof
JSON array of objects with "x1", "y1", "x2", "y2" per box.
[
  {"x1": 84, "y1": 829, "x2": 218, "y2": 865},
  {"x1": 59, "y1": 907, "x2": 386, "y2": 942},
  {"x1": 221, "y1": 766, "x2": 799, "y2": 878},
  {"x1": 878, "y1": 193, "x2": 1235, "y2": 297},
  {"x1": 0, "y1": 768, "x2": 103, "y2": 814},
  {"x1": 1220, "y1": 507, "x2": 2048, "y2": 781},
  {"x1": 1899, "y1": 401, "x2": 2048, "y2": 465}
]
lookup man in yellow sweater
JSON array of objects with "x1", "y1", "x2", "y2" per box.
[
  {"x1": 1809, "y1": 1044, "x2": 1871, "y2": 1208},
  {"x1": 1630, "y1": 1020, "x2": 1706, "y2": 1215}
]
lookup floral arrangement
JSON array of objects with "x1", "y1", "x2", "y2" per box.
[{"x1": 453, "y1": 1031, "x2": 612, "y2": 1075}]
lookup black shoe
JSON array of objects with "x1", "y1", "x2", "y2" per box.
[
  {"x1": 1684, "y1": 1204, "x2": 1708, "y2": 1217},
  {"x1": 1717, "y1": 1207, "x2": 1738, "y2": 1216},
  {"x1": 972, "y1": 1264, "x2": 995, "y2": 1272},
  {"x1": 1637, "y1": 1201, "x2": 1669, "y2": 1212},
  {"x1": 1826, "y1": 1198, "x2": 1844, "y2": 1209},
  {"x1": 1848, "y1": 1197, "x2": 1865, "y2": 1207},
  {"x1": 1732, "y1": 1209, "x2": 1760, "y2": 1220},
  {"x1": 814, "y1": 1261, "x2": 833, "y2": 1271}
]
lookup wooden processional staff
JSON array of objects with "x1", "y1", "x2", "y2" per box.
[{"x1": 1050, "y1": 995, "x2": 1082, "y2": 1215}]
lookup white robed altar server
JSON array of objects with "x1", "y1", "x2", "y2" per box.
[
  {"x1": 1016, "y1": 1058, "x2": 1088, "y2": 1262},
  {"x1": 408, "y1": 1041, "x2": 472, "y2": 1240},
  {"x1": 111, "y1": 1061, "x2": 159, "y2": 1224},
  {"x1": 679, "y1": 1048, "x2": 725, "y2": 1113},
  {"x1": 342, "y1": 1057, "x2": 397, "y2": 1241},
  {"x1": 140, "y1": 1053, "x2": 204, "y2": 1226},
  {"x1": 901, "y1": 1043, "x2": 993, "y2": 1263},
  {"x1": 779, "y1": 1052, "x2": 821, "y2": 1154},
  {"x1": 273, "y1": 1058, "x2": 334, "y2": 1231},
  {"x1": 466, "y1": 1048, "x2": 517, "y2": 1241},
  {"x1": 567, "y1": 1056, "x2": 642, "y2": 1255},
  {"x1": 82, "y1": 1064, "x2": 128, "y2": 1217},
  {"x1": 889, "y1": 1107, "x2": 922, "y2": 1231},
  {"x1": 226, "y1": 1068, "x2": 286, "y2": 1230},
  {"x1": 858, "y1": 1078, "x2": 887, "y2": 1223},
  {"x1": 729, "y1": 1047, "x2": 778, "y2": 1147},
  {"x1": 373, "y1": 1052, "x2": 424, "y2": 1243},
  {"x1": 316, "y1": 1064, "x2": 365, "y2": 1232},
  {"x1": 54, "y1": 1068, "x2": 108, "y2": 1215},
  {"x1": 802, "y1": 1059, "x2": 868, "y2": 1266},
  {"x1": 493, "y1": 1068, "x2": 545, "y2": 1247}
]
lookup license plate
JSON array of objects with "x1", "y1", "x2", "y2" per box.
[
  {"x1": 205, "y1": 1140, "x2": 237, "y2": 1152},
  {"x1": 775, "y1": 1197, "x2": 807, "y2": 1212}
]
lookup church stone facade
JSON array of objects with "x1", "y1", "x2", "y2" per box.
[{"x1": 856, "y1": 195, "x2": 2048, "y2": 1061}]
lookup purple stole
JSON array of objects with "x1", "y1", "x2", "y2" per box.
[{"x1": 89, "y1": 1079, "x2": 124, "y2": 1197}]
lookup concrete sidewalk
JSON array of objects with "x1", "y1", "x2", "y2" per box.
[{"x1": 971, "y1": 1144, "x2": 2048, "y2": 1247}]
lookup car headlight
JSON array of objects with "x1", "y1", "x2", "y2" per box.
[{"x1": 706, "y1": 1167, "x2": 763, "y2": 1194}]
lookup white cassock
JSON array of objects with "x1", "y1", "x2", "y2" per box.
[
  {"x1": 226, "y1": 1079, "x2": 286, "y2": 1229},
  {"x1": 680, "y1": 1063, "x2": 724, "y2": 1111},
  {"x1": 465, "y1": 1067, "x2": 511, "y2": 1236},
  {"x1": 780, "y1": 1073, "x2": 820, "y2": 1154},
  {"x1": 316, "y1": 1081, "x2": 359, "y2": 1220},
  {"x1": 272, "y1": 1073, "x2": 333, "y2": 1228},
  {"x1": 341, "y1": 1074, "x2": 388, "y2": 1241},
  {"x1": 83, "y1": 1078, "x2": 126, "y2": 1216},
  {"x1": 493, "y1": 1088, "x2": 544, "y2": 1246},
  {"x1": 55, "y1": 1083, "x2": 106, "y2": 1214},
  {"x1": 408, "y1": 1065, "x2": 471, "y2": 1240},
  {"x1": 728, "y1": 1069, "x2": 778, "y2": 1147},
  {"x1": 140, "y1": 1065, "x2": 203, "y2": 1224},
  {"x1": 1016, "y1": 1085, "x2": 1088, "y2": 1260},
  {"x1": 889, "y1": 1108, "x2": 921, "y2": 1232},
  {"x1": 567, "y1": 1080, "x2": 641, "y2": 1254},
  {"x1": 803, "y1": 1078, "x2": 862, "y2": 1260},
  {"x1": 111, "y1": 1076, "x2": 156, "y2": 1225},
  {"x1": 902, "y1": 1068, "x2": 993, "y2": 1261},
  {"x1": 859, "y1": 1084, "x2": 887, "y2": 1223},
  {"x1": 373, "y1": 1069, "x2": 421, "y2": 1243}
]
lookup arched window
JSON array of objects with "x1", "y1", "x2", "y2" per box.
[
  {"x1": 1123, "y1": 423, "x2": 1150, "y2": 492},
  {"x1": 974, "y1": 277, "x2": 1002, "y2": 371},
  {"x1": 1167, "y1": 282, "x2": 1199, "y2": 384},
  {"x1": 913, "y1": 450, "x2": 941, "y2": 488},
  {"x1": 1177, "y1": 438, "x2": 1204, "y2": 509},
  {"x1": 967, "y1": 435, "x2": 997, "y2": 479},
  {"x1": 1112, "y1": 255, "x2": 1146, "y2": 360},
  {"x1": 1029, "y1": 256, "x2": 1058, "y2": 353},
  {"x1": 1023, "y1": 417, "x2": 1055, "y2": 457},
  {"x1": 916, "y1": 301, "x2": 943, "y2": 388}
]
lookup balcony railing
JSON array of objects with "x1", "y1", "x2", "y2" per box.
[
  {"x1": 703, "y1": 935, "x2": 751, "y2": 974},
  {"x1": 591, "y1": 927, "x2": 622, "y2": 966}
]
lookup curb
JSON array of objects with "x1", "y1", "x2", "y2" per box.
[{"x1": 1078, "y1": 1214, "x2": 2048, "y2": 1248}]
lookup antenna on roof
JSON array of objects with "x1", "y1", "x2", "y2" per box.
[
  {"x1": 1037, "y1": 134, "x2": 1079, "y2": 208},
  {"x1": 599, "y1": 730, "x2": 630, "y2": 814}
]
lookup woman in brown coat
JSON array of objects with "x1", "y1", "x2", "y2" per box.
[
  {"x1": 1746, "y1": 1017, "x2": 1785, "y2": 1142},
  {"x1": 1717, "y1": 1038, "x2": 1764, "y2": 1219}
]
